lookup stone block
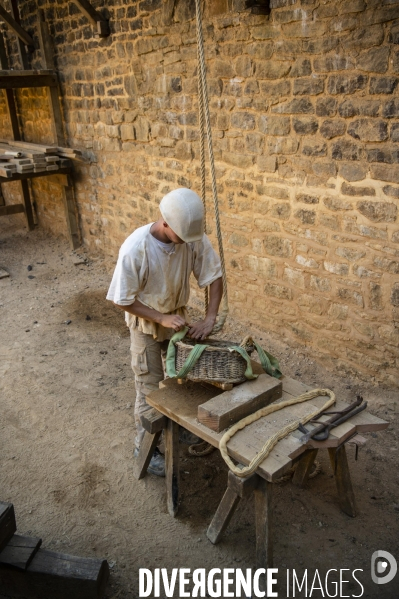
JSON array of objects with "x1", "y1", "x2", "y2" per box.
[
  {"x1": 258, "y1": 115, "x2": 290, "y2": 135},
  {"x1": 327, "y1": 74, "x2": 368, "y2": 95},
  {"x1": 332, "y1": 139, "x2": 361, "y2": 161},
  {"x1": 289, "y1": 58, "x2": 312, "y2": 78},
  {"x1": 264, "y1": 282, "x2": 293, "y2": 300},
  {"x1": 236, "y1": 56, "x2": 253, "y2": 78},
  {"x1": 267, "y1": 138, "x2": 299, "y2": 155},
  {"x1": 263, "y1": 235, "x2": 293, "y2": 258},
  {"x1": 324, "y1": 261, "x2": 349, "y2": 276},
  {"x1": 353, "y1": 265, "x2": 381, "y2": 278},
  {"x1": 120, "y1": 124, "x2": 135, "y2": 141},
  {"x1": 370, "y1": 77, "x2": 399, "y2": 95},
  {"x1": 288, "y1": 322, "x2": 312, "y2": 341},
  {"x1": 296, "y1": 255, "x2": 319, "y2": 269},
  {"x1": 247, "y1": 42, "x2": 274, "y2": 61},
  {"x1": 338, "y1": 163, "x2": 368, "y2": 182},
  {"x1": 256, "y1": 185, "x2": 290, "y2": 200},
  {"x1": 320, "y1": 119, "x2": 346, "y2": 139},
  {"x1": 298, "y1": 293, "x2": 326, "y2": 315},
  {"x1": 328, "y1": 302, "x2": 349, "y2": 320},
  {"x1": 370, "y1": 282, "x2": 384, "y2": 310},
  {"x1": 367, "y1": 148, "x2": 399, "y2": 165},
  {"x1": 342, "y1": 183, "x2": 376, "y2": 197},
  {"x1": 353, "y1": 321, "x2": 375, "y2": 338},
  {"x1": 270, "y1": 202, "x2": 291, "y2": 220},
  {"x1": 293, "y1": 117, "x2": 318, "y2": 135},
  {"x1": 316, "y1": 97, "x2": 337, "y2": 117},
  {"x1": 323, "y1": 196, "x2": 352, "y2": 211},
  {"x1": 310, "y1": 275, "x2": 331, "y2": 291},
  {"x1": 391, "y1": 283, "x2": 399, "y2": 306},
  {"x1": 223, "y1": 152, "x2": 254, "y2": 168},
  {"x1": 302, "y1": 142, "x2": 327, "y2": 157},
  {"x1": 348, "y1": 119, "x2": 388, "y2": 142},
  {"x1": 211, "y1": 60, "x2": 234, "y2": 79},
  {"x1": 319, "y1": 213, "x2": 340, "y2": 231},
  {"x1": 259, "y1": 80, "x2": 291, "y2": 98},
  {"x1": 335, "y1": 247, "x2": 365, "y2": 262},
  {"x1": 246, "y1": 133, "x2": 264, "y2": 154},
  {"x1": 373, "y1": 257, "x2": 399, "y2": 274},
  {"x1": 245, "y1": 255, "x2": 277, "y2": 278},
  {"x1": 272, "y1": 98, "x2": 314, "y2": 114},
  {"x1": 231, "y1": 112, "x2": 256, "y2": 130},
  {"x1": 342, "y1": 23, "x2": 384, "y2": 52},
  {"x1": 229, "y1": 233, "x2": 249, "y2": 247},
  {"x1": 312, "y1": 163, "x2": 336, "y2": 178},
  {"x1": 134, "y1": 117, "x2": 150, "y2": 142},
  {"x1": 302, "y1": 37, "x2": 339, "y2": 55},
  {"x1": 257, "y1": 156, "x2": 277, "y2": 173},
  {"x1": 383, "y1": 99, "x2": 399, "y2": 119},
  {"x1": 282, "y1": 20, "x2": 328, "y2": 38},
  {"x1": 255, "y1": 60, "x2": 291, "y2": 79},
  {"x1": 283, "y1": 267, "x2": 305, "y2": 289},
  {"x1": 251, "y1": 24, "x2": 280, "y2": 41},
  {"x1": 296, "y1": 193, "x2": 319, "y2": 204},
  {"x1": 337, "y1": 288, "x2": 364, "y2": 307},
  {"x1": 338, "y1": 98, "x2": 380, "y2": 118},
  {"x1": 294, "y1": 209, "x2": 315, "y2": 225},
  {"x1": 314, "y1": 56, "x2": 356, "y2": 72},
  {"x1": 357, "y1": 200, "x2": 397, "y2": 222},
  {"x1": 383, "y1": 185, "x2": 399, "y2": 199},
  {"x1": 370, "y1": 164, "x2": 399, "y2": 184},
  {"x1": 357, "y1": 47, "x2": 390, "y2": 73}
]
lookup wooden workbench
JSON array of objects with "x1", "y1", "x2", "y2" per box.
[{"x1": 138, "y1": 372, "x2": 388, "y2": 567}]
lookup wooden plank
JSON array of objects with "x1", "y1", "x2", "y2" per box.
[
  {"x1": 141, "y1": 408, "x2": 166, "y2": 434},
  {"x1": 0, "y1": 203, "x2": 24, "y2": 216},
  {"x1": 133, "y1": 431, "x2": 162, "y2": 480},
  {"x1": 292, "y1": 448, "x2": 318, "y2": 488},
  {"x1": 198, "y1": 373, "x2": 282, "y2": 432},
  {"x1": 0, "y1": 74, "x2": 58, "y2": 89},
  {"x1": 70, "y1": 0, "x2": 110, "y2": 36},
  {"x1": 227, "y1": 470, "x2": 259, "y2": 498},
  {"x1": 0, "y1": 34, "x2": 21, "y2": 142},
  {"x1": 0, "y1": 503, "x2": 16, "y2": 554},
  {"x1": 207, "y1": 488, "x2": 241, "y2": 545},
  {"x1": 9, "y1": 0, "x2": 30, "y2": 69},
  {"x1": 38, "y1": 11, "x2": 55, "y2": 70},
  {"x1": 328, "y1": 446, "x2": 357, "y2": 517},
  {"x1": 0, "y1": 167, "x2": 71, "y2": 183},
  {"x1": 0, "y1": 6, "x2": 34, "y2": 49},
  {"x1": 254, "y1": 478, "x2": 273, "y2": 569},
  {"x1": 20, "y1": 180, "x2": 34, "y2": 231},
  {"x1": 61, "y1": 180, "x2": 80, "y2": 250},
  {"x1": 0, "y1": 548, "x2": 109, "y2": 599},
  {"x1": 0, "y1": 534, "x2": 42, "y2": 570},
  {"x1": 165, "y1": 418, "x2": 180, "y2": 517}
]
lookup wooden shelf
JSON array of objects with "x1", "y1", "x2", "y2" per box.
[
  {"x1": 0, "y1": 166, "x2": 72, "y2": 183},
  {"x1": 0, "y1": 70, "x2": 58, "y2": 89}
]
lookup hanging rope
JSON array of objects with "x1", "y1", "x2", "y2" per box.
[
  {"x1": 195, "y1": 0, "x2": 228, "y2": 332},
  {"x1": 219, "y1": 388, "x2": 336, "y2": 478}
]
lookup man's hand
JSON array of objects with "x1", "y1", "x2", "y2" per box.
[
  {"x1": 160, "y1": 313, "x2": 188, "y2": 332},
  {"x1": 188, "y1": 317, "x2": 216, "y2": 340}
]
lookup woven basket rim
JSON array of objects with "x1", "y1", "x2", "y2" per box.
[{"x1": 176, "y1": 338, "x2": 237, "y2": 353}]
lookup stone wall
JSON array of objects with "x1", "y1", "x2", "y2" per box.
[{"x1": 1, "y1": 0, "x2": 399, "y2": 384}]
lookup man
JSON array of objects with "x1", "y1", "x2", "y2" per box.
[{"x1": 107, "y1": 188, "x2": 223, "y2": 476}]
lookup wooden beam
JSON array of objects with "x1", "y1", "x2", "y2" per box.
[
  {"x1": 0, "y1": 34, "x2": 21, "y2": 140},
  {"x1": 0, "y1": 5, "x2": 34, "y2": 50},
  {"x1": 61, "y1": 175, "x2": 80, "y2": 249},
  {"x1": 20, "y1": 179, "x2": 35, "y2": 230},
  {"x1": 0, "y1": 503, "x2": 17, "y2": 554},
  {"x1": 328, "y1": 446, "x2": 357, "y2": 518},
  {"x1": 133, "y1": 431, "x2": 162, "y2": 480},
  {"x1": 0, "y1": 73, "x2": 58, "y2": 89},
  {"x1": 165, "y1": 418, "x2": 180, "y2": 517},
  {"x1": 0, "y1": 167, "x2": 71, "y2": 183},
  {"x1": 71, "y1": 0, "x2": 110, "y2": 37},
  {"x1": 0, "y1": 203, "x2": 24, "y2": 216},
  {"x1": 0, "y1": 534, "x2": 42, "y2": 570},
  {"x1": 254, "y1": 478, "x2": 273, "y2": 569},
  {"x1": 37, "y1": 10, "x2": 55, "y2": 70}
]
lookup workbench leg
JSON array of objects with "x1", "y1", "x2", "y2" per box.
[
  {"x1": 165, "y1": 418, "x2": 180, "y2": 517},
  {"x1": 254, "y1": 478, "x2": 273, "y2": 569},
  {"x1": 21, "y1": 180, "x2": 35, "y2": 231},
  {"x1": 62, "y1": 178, "x2": 80, "y2": 249},
  {"x1": 292, "y1": 448, "x2": 319, "y2": 488},
  {"x1": 328, "y1": 446, "x2": 357, "y2": 518},
  {"x1": 133, "y1": 430, "x2": 162, "y2": 480}
]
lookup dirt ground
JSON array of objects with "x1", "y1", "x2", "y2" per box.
[{"x1": 0, "y1": 218, "x2": 398, "y2": 599}]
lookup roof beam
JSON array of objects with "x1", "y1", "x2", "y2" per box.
[
  {"x1": 0, "y1": 5, "x2": 34, "y2": 50},
  {"x1": 70, "y1": 0, "x2": 110, "y2": 37}
]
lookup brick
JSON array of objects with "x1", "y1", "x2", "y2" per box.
[
  {"x1": 338, "y1": 163, "x2": 368, "y2": 182},
  {"x1": 256, "y1": 60, "x2": 291, "y2": 79},
  {"x1": 258, "y1": 116, "x2": 290, "y2": 135},
  {"x1": 348, "y1": 119, "x2": 388, "y2": 142},
  {"x1": 272, "y1": 98, "x2": 314, "y2": 114},
  {"x1": 337, "y1": 288, "x2": 364, "y2": 307},
  {"x1": 283, "y1": 267, "x2": 306, "y2": 289},
  {"x1": 310, "y1": 275, "x2": 331, "y2": 291},
  {"x1": 369, "y1": 77, "x2": 399, "y2": 95},
  {"x1": 296, "y1": 255, "x2": 319, "y2": 268},
  {"x1": 342, "y1": 183, "x2": 376, "y2": 197},
  {"x1": 263, "y1": 235, "x2": 293, "y2": 258},
  {"x1": 293, "y1": 117, "x2": 318, "y2": 135},
  {"x1": 264, "y1": 282, "x2": 293, "y2": 300},
  {"x1": 245, "y1": 255, "x2": 277, "y2": 278},
  {"x1": 357, "y1": 200, "x2": 397, "y2": 222},
  {"x1": 320, "y1": 119, "x2": 346, "y2": 139}
]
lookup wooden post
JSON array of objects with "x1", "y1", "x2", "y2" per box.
[
  {"x1": 328, "y1": 446, "x2": 357, "y2": 518},
  {"x1": 9, "y1": 0, "x2": 30, "y2": 69},
  {"x1": 61, "y1": 175, "x2": 80, "y2": 249},
  {"x1": 134, "y1": 431, "x2": 162, "y2": 480},
  {"x1": 254, "y1": 478, "x2": 273, "y2": 569},
  {"x1": 292, "y1": 448, "x2": 318, "y2": 488},
  {"x1": 165, "y1": 418, "x2": 180, "y2": 517}
]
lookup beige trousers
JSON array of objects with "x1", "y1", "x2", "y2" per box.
[{"x1": 129, "y1": 324, "x2": 169, "y2": 449}]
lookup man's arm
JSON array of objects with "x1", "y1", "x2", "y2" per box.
[
  {"x1": 113, "y1": 299, "x2": 187, "y2": 331},
  {"x1": 188, "y1": 276, "x2": 223, "y2": 340}
]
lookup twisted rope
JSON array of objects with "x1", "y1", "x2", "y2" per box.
[
  {"x1": 195, "y1": 0, "x2": 228, "y2": 332},
  {"x1": 219, "y1": 388, "x2": 336, "y2": 478}
]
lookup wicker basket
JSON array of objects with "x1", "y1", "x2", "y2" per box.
[{"x1": 175, "y1": 338, "x2": 253, "y2": 384}]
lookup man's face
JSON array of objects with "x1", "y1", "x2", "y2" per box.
[{"x1": 163, "y1": 223, "x2": 185, "y2": 244}]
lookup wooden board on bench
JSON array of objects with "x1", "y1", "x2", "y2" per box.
[
  {"x1": 0, "y1": 534, "x2": 42, "y2": 570},
  {"x1": 0, "y1": 503, "x2": 16, "y2": 554}
]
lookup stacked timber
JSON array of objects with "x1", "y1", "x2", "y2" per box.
[{"x1": 0, "y1": 140, "x2": 82, "y2": 178}]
